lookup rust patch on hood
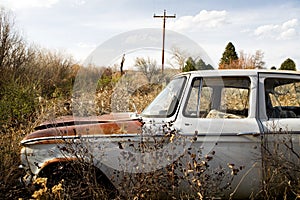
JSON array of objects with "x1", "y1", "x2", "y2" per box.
[
  {"x1": 22, "y1": 113, "x2": 142, "y2": 143},
  {"x1": 35, "y1": 113, "x2": 137, "y2": 130}
]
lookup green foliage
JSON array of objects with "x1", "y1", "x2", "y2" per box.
[
  {"x1": 0, "y1": 8, "x2": 76, "y2": 103},
  {"x1": 196, "y1": 59, "x2": 214, "y2": 70},
  {"x1": 98, "y1": 76, "x2": 112, "y2": 90},
  {"x1": 97, "y1": 68, "x2": 115, "y2": 90},
  {"x1": 182, "y1": 57, "x2": 214, "y2": 72},
  {"x1": 219, "y1": 42, "x2": 239, "y2": 66},
  {"x1": 279, "y1": 58, "x2": 296, "y2": 71},
  {"x1": 182, "y1": 57, "x2": 196, "y2": 72},
  {"x1": 0, "y1": 80, "x2": 38, "y2": 129}
]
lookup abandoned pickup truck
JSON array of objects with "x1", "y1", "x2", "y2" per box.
[{"x1": 20, "y1": 70, "x2": 300, "y2": 199}]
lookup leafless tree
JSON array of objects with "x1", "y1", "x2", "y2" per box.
[
  {"x1": 253, "y1": 50, "x2": 265, "y2": 69},
  {"x1": 169, "y1": 47, "x2": 187, "y2": 71},
  {"x1": 135, "y1": 57, "x2": 160, "y2": 83},
  {"x1": 31, "y1": 49, "x2": 77, "y2": 97},
  {"x1": 238, "y1": 50, "x2": 265, "y2": 69},
  {"x1": 0, "y1": 8, "x2": 34, "y2": 83},
  {"x1": 0, "y1": 8, "x2": 33, "y2": 76}
]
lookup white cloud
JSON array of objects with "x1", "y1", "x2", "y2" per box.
[
  {"x1": 279, "y1": 28, "x2": 297, "y2": 39},
  {"x1": 2, "y1": 0, "x2": 59, "y2": 10},
  {"x1": 169, "y1": 10, "x2": 228, "y2": 31},
  {"x1": 254, "y1": 24, "x2": 279, "y2": 36},
  {"x1": 282, "y1": 18, "x2": 298, "y2": 29},
  {"x1": 254, "y1": 18, "x2": 298, "y2": 40}
]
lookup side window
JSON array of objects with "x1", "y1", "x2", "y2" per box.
[
  {"x1": 199, "y1": 87, "x2": 213, "y2": 117},
  {"x1": 265, "y1": 78, "x2": 300, "y2": 118},
  {"x1": 184, "y1": 77, "x2": 250, "y2": 118},
  {"x1": 220, "y1": 88, "x2": 249, "y2": 116},
  {"x1": 184, "y1": 80, "x2": 212, "y2": 117}
]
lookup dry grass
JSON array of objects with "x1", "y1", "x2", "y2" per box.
[{"x1": 0, "y1": 125, "x2": 33, "y2": 199}]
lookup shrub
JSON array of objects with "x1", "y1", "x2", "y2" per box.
[
  {"x1": 0, "y1": 80, "x2": 38, "y2": 129},
  {"x1": 279, "y1": 58, "x2": 296, "y2": 71}
]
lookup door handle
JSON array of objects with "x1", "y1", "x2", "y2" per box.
[
  {"x1": 237, "y1": 132, "x2": 260, "y2": 137},
  {"x1": 184, "y1": 123, "x2": 192, "y2": 126}
]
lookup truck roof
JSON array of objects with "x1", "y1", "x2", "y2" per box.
[{"x1": 176, "y1": 69, "x2": 300, "y2": 77}]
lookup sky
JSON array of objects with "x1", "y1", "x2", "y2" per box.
[{"x1": 1, "y1": 0, "x2": 300, "y2": 69}]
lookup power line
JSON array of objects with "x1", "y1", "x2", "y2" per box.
[{"x1": 153, "y1": 9, "x2": 176, "y2": 73}]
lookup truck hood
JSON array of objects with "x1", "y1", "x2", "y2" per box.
[{"x1": 21, "y1": 113, "x2": 142, "y2": 145}]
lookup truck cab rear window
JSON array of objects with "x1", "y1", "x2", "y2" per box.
[{"x1": 265, "y1": 78, "x2": 300, "y2": 118}]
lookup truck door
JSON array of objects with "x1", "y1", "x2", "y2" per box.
[
  {"x1": 176, "y1": 75, "x2": 262, "y2": 198},
  {"x1": 258, "y1": 72, "x2": 300, "y2": 196}
]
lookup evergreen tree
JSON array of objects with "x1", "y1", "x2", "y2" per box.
[
  {"x1": 279, "y1": 58, "x2": 296, "y2": 71},
  {"x1": 219, "y1": 42, "x2": 239, "y2": 68},
  {"x1": 182, "y1": 57, "x2": 214, "y2": 72},
  {"x1": 206, "y1": 64, "x2": 214, "y2": 70},
  {"x1": 182, "y1": 57, "x2": 196, "y2": 72},
  {"x1": 196, "y1": 59, "x2": 214, "y2": 70},
  {"x1": 196, "y1": 59, "x2": 206, "y2": 70}
]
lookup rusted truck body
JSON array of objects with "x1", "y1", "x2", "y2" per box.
[{"x1": 20, "y1": 70, "x2": 300, "y2": 199}]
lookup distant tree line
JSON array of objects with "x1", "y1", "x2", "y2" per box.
[
  {"x1": 218, "y1": 42, "x2": 296, "y2": 71},
  {"x1": 168, "y1": 42, "x2": 297, "y2": 73}
]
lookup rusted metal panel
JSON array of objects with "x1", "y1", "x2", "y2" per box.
[
  {"x1": 41, "y1": 157, "x2": 77, "y2": 170},
  {"x1": 23, "y1": 119, "x2": 142, "y2": 142},
  {"x1": 36, "y1": 113, "x2": 137, "y2": 130}
]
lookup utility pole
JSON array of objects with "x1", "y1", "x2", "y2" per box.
[{"x1": 153, "y1": 10, "x2": 176, "y2": 73}]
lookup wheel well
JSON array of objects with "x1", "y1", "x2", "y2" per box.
[{"x1": 38, "y1": 160, "x2": 116, "y2": 191}]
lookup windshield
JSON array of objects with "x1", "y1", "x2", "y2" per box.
[{"x1": 142, "y1": 76, "x2": 187, "y2": 118}]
